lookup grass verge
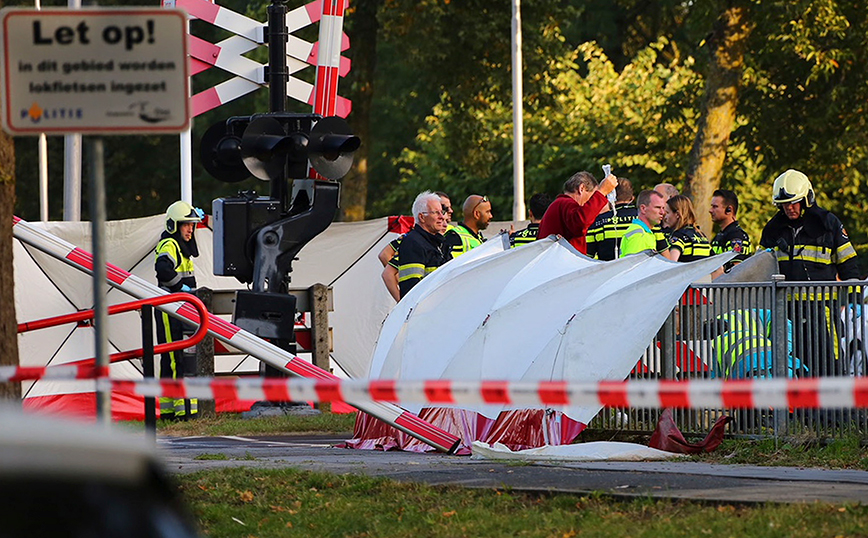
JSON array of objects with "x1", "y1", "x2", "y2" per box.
[
  {"x1": 176, "y1": 467, "x2": 868, "y2": 538},
  {"x1": 146, "y1": 411, "x2": 358, "y2": 437}
]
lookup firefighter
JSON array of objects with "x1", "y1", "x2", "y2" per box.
[
  {"x1": 154, "y1": 200, "x2": 203, "y2": 419},
  {"x1": 759, "y1": 169, "x2": 859, "y2": 282},
  {"x1": 759, "y1": 169, "x2": 861, "y2": 376}
]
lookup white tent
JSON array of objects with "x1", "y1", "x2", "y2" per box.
[
  {"x1": 14, "y1": 214, "x2": 524, "y2": 418},
  {"x1": 346, "y1": 241, "x2": 733, "y2": 452}
]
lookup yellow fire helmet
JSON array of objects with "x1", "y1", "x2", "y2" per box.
[
  {"x1": 165, "y1": 201, "x2": 202, "y2": 234},
  {"x1": 772, "y1": 169, "x2": 815, "y2": 207}
]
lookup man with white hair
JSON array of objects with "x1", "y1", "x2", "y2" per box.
[{"x1": 396, "y1": 191, "x2": 452, "y2": 298}]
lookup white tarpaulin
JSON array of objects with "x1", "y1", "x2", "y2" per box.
[
  {"x1": 369, "y1": 239, "x2": 734, "y2": 424},
  {"x1": 470, "y1": 441, "x2": 686, "y2": 462}
]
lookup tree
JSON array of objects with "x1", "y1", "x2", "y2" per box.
[
  {"x1": 340, "y1": 0, "x2": 383, "y2": 222},
  {"x1": 684, "y1": 2, "x2": 752, "y2": 234},
  {"x1": 385, "y1": 40, "x2": 703, "y2": 217},
  {"x1": 0, "y1": 122, "x2": 21, "y2": 402}
]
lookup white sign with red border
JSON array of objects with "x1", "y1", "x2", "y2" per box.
[{"x1": 1, "y1": 8, "x2": 190, "y2": 135}]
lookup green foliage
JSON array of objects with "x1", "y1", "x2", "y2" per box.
[
  {"x1": 376, "y1": 39, "x2": 704, "y2": 219},
  {"x1": 735, "y1": 0, "x2": 868, "y2": 253},
  {"x1": 9, "y1": 0, "x2": 868, "y2": 261}
]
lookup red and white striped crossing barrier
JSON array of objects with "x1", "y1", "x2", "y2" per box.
[
  {"x1": 312, "y1": 0, "x2": 347, "y2": 117},
  {"x1": 4, "y1": 370, "x2": 868, "y2": 410},
  {"x1": 164, "y1": 0, "x2": 351, "y2": 116},
  {"x1": 12, "y1": 216, "x2": 459, "y2": 454}
]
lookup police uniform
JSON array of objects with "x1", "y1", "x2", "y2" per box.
[
  {"x1": 509, "y1": 223, "x2": 540, "y2": 248},
  {"x1": 397, "y1": 224, "x2": 452, "y2": 297},
  {"x1": 667, "y1": 226, "x2": 712, "y2": 262},
  {"x1": 711, "y1": 220, "x2": 751, "y2": 272},
  {"x1": 586, "y1": 202, "x2": 638, "y2": 260},
  {"x1": 444, "y1": 222, "x2": 484, "y2": 257}
]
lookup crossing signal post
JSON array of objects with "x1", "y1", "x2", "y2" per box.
[
  {"x1": 199, "y1": 0, "x2": 359, "y2": 391},
  {"x1": 201, "y1": 111, "x2": 358, "y2": 388},
  {"x1": 201, "y1": 112, "x2": 359, "y2": 293}
]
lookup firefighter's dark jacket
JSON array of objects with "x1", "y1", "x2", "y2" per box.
[
  {"x1": 397, "y1": 224, "x2": 451, "y2": 298},
  {"x1": 759, "y1": 205, "x2": 860, "y2": 281}
]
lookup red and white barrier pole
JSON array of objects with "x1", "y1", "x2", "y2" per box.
[
  {"x1": 11, "y1": 216, "x2": 460, "y2": 453},
  {"x1": 311, "y1": 0, "x2": 346, "y2": 117}
]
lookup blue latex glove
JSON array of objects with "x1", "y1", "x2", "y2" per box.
[
  {"x1": 179, "y1": 284, "x2": 193, "y2": 293},
  {"x1": 194, "y1": 207, "x2": 205, "y2": 220}
]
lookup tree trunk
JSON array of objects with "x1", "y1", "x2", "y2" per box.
[
  {"x1": 339, "y1": 0, "x2": 382, "y2": 222},
  {"x1": 685, "y1": 4, "x2": 751, "y2": 235},
  {"x1": 0, "y1": 123, "x2": 21, "y2": 402}
]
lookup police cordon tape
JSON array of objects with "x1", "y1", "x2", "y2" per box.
[{"x1": 4, "y1": 365, "x2": 868, "y2": 409}]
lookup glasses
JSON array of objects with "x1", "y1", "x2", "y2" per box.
[
  {"x1": 472, "y1": 195, "x2": 489, "y2": 212},
  {"x1": 421, "y1": 209, "x2": 448, "y2": 216}
]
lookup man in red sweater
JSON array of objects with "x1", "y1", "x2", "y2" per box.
[{"x1": 538, "y1": 170, "x2": 618, "y2": 254}]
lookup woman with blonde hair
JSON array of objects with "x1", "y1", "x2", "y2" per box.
[{"x1": 662, "y1": 195, "x2": 712, "y2": 262}]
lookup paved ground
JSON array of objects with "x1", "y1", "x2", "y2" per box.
[{"x1": 157, "y1": 434, "x2": 868, "y2": 504}]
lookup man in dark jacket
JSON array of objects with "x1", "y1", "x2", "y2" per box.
[
  {"x1": 587, "y1": 178, "x2": 637, "y2": 260},
  {"x1": 397, "y1": 191, "x2": 452, "y2": 298},
  {"x1": 759, "y1": 169, "x2": 860, "y2": 378}
]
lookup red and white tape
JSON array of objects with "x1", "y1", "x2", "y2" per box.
[{"x1": 5, "y1": 367, "x2": 868, "y2": 410}]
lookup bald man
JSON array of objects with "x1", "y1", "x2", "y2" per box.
[
  {"x1": 654, "y1": 183, "x2": 679, "y2": 201},
  {"x1": 444, "y1": 194, "x2": 493, "y2": 257}
]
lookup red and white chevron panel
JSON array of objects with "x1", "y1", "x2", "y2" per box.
[
  {"x1": 12, "y1": 216, "x2": 458, "y2": 454},
  {"x1": 5, "y1": 365, "x2": 868, "y2": 410},
  {"x1": 163, "y1": 0, "x2": 351, "y2": 117}
]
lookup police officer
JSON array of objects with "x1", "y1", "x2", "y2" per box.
[
  {"x1": 444, "y1": 194, "x2": 492, "y2": 257},
  {"x1": 709, "y1": 189, "x2": 751, "y2": 273},
  {"x1": 510, "y1": 193, "x2": 552, "y2": 248},
  {"x1": 759, "y1": 169, "x2": 860, "y2": 377},
  {"x1": 587, "y1": 178, "x2": 637, "y2": 260},
  {"x1": 154, "y1": 201, "x2": 203, "y2": 419}
]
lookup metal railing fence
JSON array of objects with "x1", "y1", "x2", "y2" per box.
[{"x1": 589, "y1": 279, "x2": 867, "y2": 440}]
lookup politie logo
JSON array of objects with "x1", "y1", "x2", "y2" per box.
[{"x1": 21, "y1": 102, "x2": 83, "y2": 123}]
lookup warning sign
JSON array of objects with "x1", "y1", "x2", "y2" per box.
[{"x1": 0, "y1": 8, "x2": 190, "y2": 135}]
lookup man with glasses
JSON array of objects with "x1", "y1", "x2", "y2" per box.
[
  {"x1": 396, "y1": 191, "x2": 452, "y2": 298},
  {"x1": 444, "y1": 194, "x2": 493, "y2": 257},
  {"x1": 380, "y1": 192, "x2": 452, "y2": 301},
  {"x1": 539, "y1": 170, "x2": 617, "y2": 254}
]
